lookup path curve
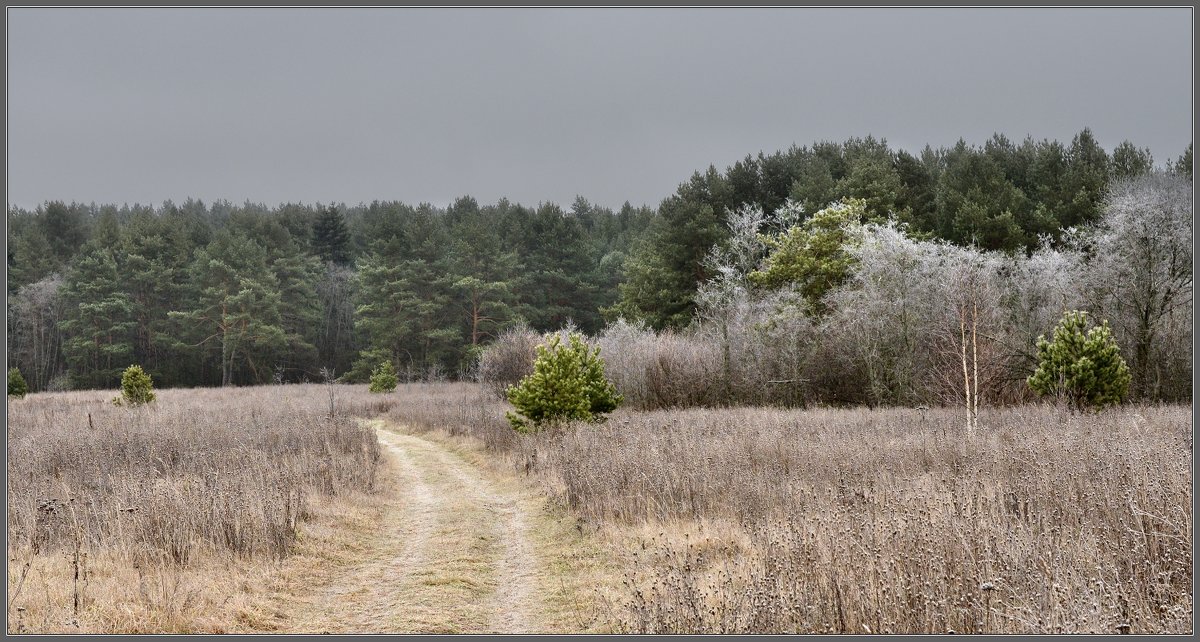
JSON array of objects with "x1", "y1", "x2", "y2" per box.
[{"x1": 285, "y1": 424, "x2": 548, "y2": 634}]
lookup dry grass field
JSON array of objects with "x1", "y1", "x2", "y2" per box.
[
  {"x1": 4, "y1": 384, "x2": 616, "y2": 634},
  {"x1": 379, "y1": 384, "x2": 1194, "y2": 635},
  {"x1": 6, "y1": 382, "x2": 1193, "y2": 634},
  {"x1": 5, "y1": 386, "x2": 381, "y2": 633}
]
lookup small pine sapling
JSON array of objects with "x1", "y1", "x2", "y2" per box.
[
  {"x1": 113, "y1": 365, "x2": 156, "y2": 406},
  {"x1": 1027, "y1": 310, "x2": 1131, "y2": 411},
  {"x1": 369, "y1": 360, "x2": 398, "y2": 393},
  {"x1": 505, "y1": 333, "x2": 621, "y2": 433},
  {"x1": 8, "y1": 367, "x2": 28, "y2": 399}
]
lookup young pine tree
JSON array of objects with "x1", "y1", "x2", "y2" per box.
[
  {"x1": 8, "y1": 367, "x2": 28, "y2": 398},
  {"x1": 369, "y1": 360, "x2": 398, "y2": 393},
  {"x1": 505, "y1": 333, "x2": 621, "y2": 433},
  {"x1": 1027, "y1": 310, "x2": 1130, "y2": 411},
  {"x1": 114, "y1": 364, "x2": 156, "y2": 406}
]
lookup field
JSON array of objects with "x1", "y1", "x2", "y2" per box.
[{"x1": 5, "y1": 383, "x2": 1193, "y2": 634}]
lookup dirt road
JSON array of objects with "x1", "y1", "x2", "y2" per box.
[{"x1": 278, "y1": 423, "x2": 599, "y2": 634}]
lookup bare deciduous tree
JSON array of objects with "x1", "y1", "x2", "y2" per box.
[
  {"x1": 8, "y1": 274, "x2": 66, "y2": 391},
  {"x1": 930, "y1": 247, "x2": 1004, "y2": 430},
  {"x1": 1085, "y1": 173, "x2": 1193, "y2": 399}
]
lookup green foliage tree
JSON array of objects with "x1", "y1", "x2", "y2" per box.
[
  {"x1": 1027, "y1": 310, "x2": 1130, "y2": 411},
  {"x1": 270, "y1": 252, "x2": 322, "y2": 380},
  {"x1": 350, "y1": 207, "x2": 459, "y2": 381},
  {"x1": 6, "y1": 219, "x2": 58, "y2": 295},
  {"x1": 514, "y1": 203, "x2": 603, "y2": 333},
  {"x1": 444, "y1": 206, "x2": 526, "y2": 347},
  {"x1": 311, "y1": 205, "x2": 352, "y2": 265},
  {"x1": 1172, "y1": 143, "x2": 1193, "y2": 180},
  {"x1": 893, "y1": 150, "x2": 938, "y2": 233},
  {"x1": 1110, "y1": 141, "x2": 1153, "y2": 179},
  {"x1": 169, "y1": 232, "x2": 288, "y2": 386},
  {"x1": 59, "y1": 249, "x2": 136, "y2": 389},
  {"x1": 787, "y1": 153, "x2": 837, "y2": 217},
  {"x1": 368, "y1": 360, "x2": 398, "y2": 393},
  {"x1": 934, "y1": 141, "x2": 1029, "y2": 251},
  {"x1": 40, "y1": 201, "x2": 90, "y2": 266},
  {"x1": 120, "y1": 207, "x2": 204, "y2": 388},
  {"x1": 1057, "y1": 128, "x2": 1111, "y2": 229},
  {"x1": 8, "y1": 367, "x2": 28, "y2": 398},
  {"x1": 114, "y1": 364, "x2": 156, "y2": 406},
  {"x1": 836, "y1": 156, "x2": 903, "y2": 221},
  {"x1": 505, "y1": 333, "x2": 621, "y2": 433},
  {"x1": 748, "y1": 199, "x2": 866, "y2": 314},
  {"x1": 607, "y1": 169, "x2": 729, "y2": 329}
]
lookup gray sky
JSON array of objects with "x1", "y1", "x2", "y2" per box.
[{"x1": 5, "y1": 7, "x2": 1193, "y2": 211}]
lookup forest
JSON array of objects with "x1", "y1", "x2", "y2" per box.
[{"x1": 6, "y1": 129, "x2": 1193, "y2": 404}]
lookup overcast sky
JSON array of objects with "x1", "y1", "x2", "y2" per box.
[{"x1": 5, "y1": 7, "x2": 1193, "y2": 211}]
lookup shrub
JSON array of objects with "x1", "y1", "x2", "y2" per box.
[
  {"x1": 369, "y1": 360, "x2": 398, "y2": 393},
  {"x1": 598, "y1": 320, "x2": 725, "y2": 410},
  {"x1": 505, "y1": 333, "x2": 621, "y2": 433},
  {"x1": 477, "y1": 324, "x2": 541, "y2": 398},
  {"x1": 1027, "y1": 310, "x2": 1130, "y2": 410},
  {"x1": 8, "y1": 367, "x2": 28, "y2": 398},
  {"x1": 114, "y1": 365, "x2": 156, "y2": 406}
]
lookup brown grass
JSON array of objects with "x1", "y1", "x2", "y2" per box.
[
  {"x1": 5, "y1": 385, "x2": 381, "y2": 633},
  {"x1": 378, "y1": 386, "x2": 1193, "y2": 634},
  {"x1": 5, "y1": 383, "x2": 619, "y2": 634},
  {"x1": 7, "y1": 382, "x2": 1192, "y2": 634},
  {"x1": 545, "y1": 405, "x2": 1193, "y2": 634}
]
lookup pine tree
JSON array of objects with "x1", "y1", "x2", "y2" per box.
[
  {"x1": 1172, "y1": 143, "x2": 1193, "y2": 180},
  {"x1": 1110, "y1": 141, "x2": 1153, "y2": 179},
  {"x1": 59, "y1": 249, "x2": 136, "y2": 389},
  {"x1": 351, "y1": 253, "x2": 458, "y2": 382},
  {"x1": 270, "y1": 252, "x2": 322, "y2": 380},
  {"x1": 607, "y1": 169, "x2": 729, "y2": 330},
  {"x1": 114, "y1": 364, "x2": 156, "y2": 406},
  {"x1": 369, "y1": 360, "x2": 398, "y2": 393},
  {"x1": 169, "y1": 232, "x2": 288, "y2": 386},
  {"x1": 8, "y1": 367, "x2": 28, "y2": 398},
  {"x1": 1058, "y1": 128, "x2": 1111, "y2": 228},
  {"x1": 748, "y1": 199, "x2": 866, "y2": 314},
  {"x1": 934, "y1": 143, "x2": 1029, "y2": 251},
  {"x1": 505, "y1": 333, "x2": 621, "y2": 433},
  {"x1": 1027, "y1": 310, "x2": 1130, "y2": 411},
  {"x1": 119, "y1": 208, "x2": 194, "y2": 387},
  {"x1": 311, "y1": 205, "x2": 351, "y2": 265}
]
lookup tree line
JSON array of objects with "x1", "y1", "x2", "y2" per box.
[
  {"x1": 5, "y1": 129, "x2": 1192, "y2": 400},
  {"x1": 7, "y1": 196, "x2": 653, "y2": 389}
]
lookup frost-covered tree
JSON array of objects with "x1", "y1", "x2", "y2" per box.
[
  {"x1": 996, "y1": 240, "x2": 1087, "y2": 398},
  {"x1": 827, "y1": 223, "x2": 943, "y2": 406},
  {"x1": 1086, "y1": 173, "x2": 1192, "y2": 399},
  {"x1": 927, "y1": 245, "x2": 1004, "y2": 429},
  {"x1": 8, "y1": 274, "x2": 66, "y2": 391}
]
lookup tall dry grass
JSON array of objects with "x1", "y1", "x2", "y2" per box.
[
  {"x1": 376, "y1": 382, "x2": 514, "y2": 452},
  {"x1": 539, "y1": 405, "x2": 1193, "y2": 634},
  {"x1": 382, "y1": 384, "x2": 1192, "y2": 634},
  {"x1": 6, "y1": 385, "x2": 382, "y2": 633},
  {"x1": 9, "y1": 381, "x2": 1191, "y2": 634}
]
